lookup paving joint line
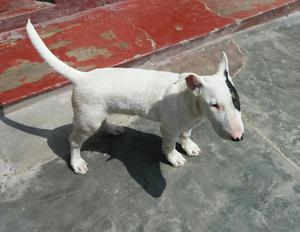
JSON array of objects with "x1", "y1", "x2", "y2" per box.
[{"x1": 244, "y1": 114, "x2": 300, "y2": 172}]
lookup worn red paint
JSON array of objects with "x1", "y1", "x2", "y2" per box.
[
  {"x1": 0, "y1": 0, "x2": 299, "y2": 106},
  {"x1": 0, "y1": 5, "x2": 49, "y2": 20},
  {"x1": 0, "y1": 74, "x2": 70, "y2": 106},
  {"x1": 0, "y1": 0, "x2": 122, "y2": 33},
  {"x1": 0, "y1": 0, "x2": 233, "y2": 106},
  {"x1": 0, "y1": 5, "x2": 153, "y2": 105},
  {"x1": 0, "y1": 1, "x2": 9, "y2": 13},
  {"x1": 111, "y1": 0, "x2": 233, "y2": 49}
]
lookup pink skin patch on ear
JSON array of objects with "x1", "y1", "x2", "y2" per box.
[{"x1": 185, "y1": 75, "x2": 201, "y2": 91}]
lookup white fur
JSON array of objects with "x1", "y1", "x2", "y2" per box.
[{"x1": 26, "y1": 20, "x2": 244, "y2": 174}]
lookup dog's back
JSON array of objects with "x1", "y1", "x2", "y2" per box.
[
  {"x1": 74, "y1": 68, "x2": 179, "y2": 121},
  {"x1": 26, "y1": 19, "x2": 180, "y2": 121}
]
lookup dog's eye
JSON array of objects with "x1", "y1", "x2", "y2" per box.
[{"x1": 211, "y1": 103, "x2": 219, "y2": 109}]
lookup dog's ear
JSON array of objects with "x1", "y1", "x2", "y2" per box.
[
  {"x1": 217, "y1": 52, "x2": 229, "y2": 76},
  {"x1": 175, "y1": 73, "x2": 204, "y2": 94}
]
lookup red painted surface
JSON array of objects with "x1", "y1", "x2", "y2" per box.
[
  {"x1": 0, "y1": 1, "x2": 9, "y2": 13},
  {"x1": 0, "y1": 0, "x2": 122, "y2": 33},
  {"x1": 0, "y1": 0, "x2": 299, "y2": 106},
  {"x1": 0, "y1": 4, "x2": 50, "y2": 20},
  {"x1": 0, "y1": 74, "x2": 70, "y2": 106},
  {"x1": 0, "y1": 6, "x2": 153, "y2": 105},
  {"x1": 9, "y1": 0, "x2": 35, "y2": 8},
  {"x1": 111, "y1": 0, "x2": 233, "y2": 49}
]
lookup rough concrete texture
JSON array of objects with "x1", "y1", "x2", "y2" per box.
[
  {"x1": 201, "y1": 0, "x2": 299, "y2": 19},
  {"x1": 202, "y1": 0, "x2": 282, "y2": 17},
  {"x1": 138, "y1": 39, "x2": 245, "y2": 77},
  {"x1": 1, "y1": 13, "x2": 300, "y2": 232}
]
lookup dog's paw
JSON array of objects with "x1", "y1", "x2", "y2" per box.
[
  {"x1": 71, "y1": 158, "x2": 88, "y2": 175},
  {"x1": 181, "y1": 138, "x2": 201, "y2": 157},
  {"x1": 167, "y1": 150, "x2": 187, "y2": 167}
]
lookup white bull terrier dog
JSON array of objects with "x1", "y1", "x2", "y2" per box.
[{"x1": 26, "y1": 19, "x2": 244, "y2": 175}]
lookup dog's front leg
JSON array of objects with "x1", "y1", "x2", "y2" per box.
[
  {"x1": 160, "y1": 127, "x2": 187, "y2": 167},
  {"x1": 179, "y1": 129, "x2": 201, "y2": 157},
  {"x1": 69, "y1": 129, "x2": 89, "y2": 175}
]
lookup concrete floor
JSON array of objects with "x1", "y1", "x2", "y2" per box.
[{"x1": 1, "y1": 13, "x2": 300, "y2": 232}]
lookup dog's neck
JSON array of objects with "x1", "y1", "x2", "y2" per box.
[
  {"x1": 175, "y1": 81, "x2": 203, "y2": 119},
  {"x1": 184, "y1": 90, "x2": 202, "y2": 118}
]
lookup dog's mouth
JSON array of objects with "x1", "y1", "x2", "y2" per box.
[
  {"x1": 208, "y1": 120, "x2": 244, "y2": 142},
  {"x1": 218, "y1": 130, "x2": 244, "y2": 142}
]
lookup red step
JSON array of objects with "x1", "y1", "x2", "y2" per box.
[
  {"x1": 0, "y1": 0, "x2": 299, "y2": 107},
  {"x1": 0, "y1": 0, "x2": 122, "y2": 33}
]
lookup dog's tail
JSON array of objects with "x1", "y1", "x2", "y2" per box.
[{"x1": 26, "y1": 19, "x2": 84, "y2": 83}]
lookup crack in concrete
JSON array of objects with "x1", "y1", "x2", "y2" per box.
[
  {"x1": 43, "y1": 189, "x2": 81, "y2": 202},
  {"x1": 105, "y1": 5, "x2": 157, "y2": 50},
  {"x1": 231, "y1": 39, "x2": 246, "y2": 77},
  {"x1": 244, "y1": 115, "x2": 300, "y2": 175}
]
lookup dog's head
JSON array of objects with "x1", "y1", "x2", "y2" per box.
[{"x1": 178, "y1": 52, "x2": 244, "y2": 141}]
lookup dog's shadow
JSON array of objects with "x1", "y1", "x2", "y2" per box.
[{"x1": 0, "y1": 110, "x2": 167, "y2": 198}]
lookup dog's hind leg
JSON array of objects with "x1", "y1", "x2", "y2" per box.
[
  {"x1": 160, "y1": 126, "x2": 187, "y2": 167},
  {"x1": 69, "y1": 111, "x2": 105, "y2": 174},
  {"x1": 179, "y1": 129, "x2": 201, "y2": 157},
  {"x1": 101, "y1": 119, "x2": 125, "y2": 136}
]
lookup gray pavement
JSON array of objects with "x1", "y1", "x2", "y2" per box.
[{"x1": 1, "y1": 13, "x2": 300, "y2": 232}]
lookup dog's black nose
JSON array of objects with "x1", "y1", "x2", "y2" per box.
[
  {"x1": 231, "y1": 137, "x2": 240, "y2": 141},
  {"x1": 231, "y1": 134, "x2": 244, "y2": 142}
]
